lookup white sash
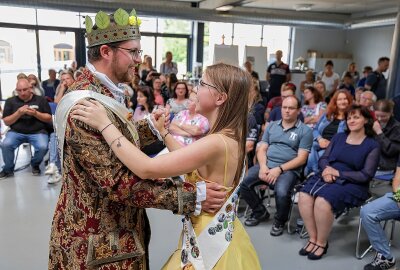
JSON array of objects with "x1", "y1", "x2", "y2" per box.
[
  {"x1": 55, "y1": 91, "x2": 141, "y2": 165},
  {"x1": 181, "y1": 167, "x2": 245, "y2": 270}
]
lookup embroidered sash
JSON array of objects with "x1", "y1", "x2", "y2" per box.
[
  {"x1": 180, "y1": 167, "x2": 245, "y2": 270},
  {"x1": 55, "y1": 91, "x2": 141, "y2": 164}
]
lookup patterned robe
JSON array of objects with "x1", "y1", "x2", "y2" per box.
[{"x1": 49, "y1": 68, "x2": 197, "y2": 270}]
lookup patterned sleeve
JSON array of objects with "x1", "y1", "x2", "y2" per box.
[
  {"x1": 65, "y1": 114, "x2": 196, "y2": 215},
  {"x1": 198, "y1": 115, "x2": 210, "y2": 134},
  {"x1": 134, "y1": 118, "x2": 159, "y2": 148}
]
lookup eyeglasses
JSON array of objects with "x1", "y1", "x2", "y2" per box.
[
  {"x1": 198, "y1": 78, "x2": 221, "y2": 92},
  {"x1": 109, "y1": 46, "x2": 143, "y2": 58}
]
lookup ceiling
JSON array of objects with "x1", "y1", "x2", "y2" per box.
[{"x1": 2, "y1": 0, "x2": 399, "y2": 28}]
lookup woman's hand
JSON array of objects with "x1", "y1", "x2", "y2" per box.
[
  {"x1": 71, "y1": 99, "x2": 111, "y2": 131},
  {"x1": 151, "y1": 114, "x2": 166, "y2": 134}
]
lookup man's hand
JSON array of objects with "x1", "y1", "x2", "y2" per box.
[
  {"x1": 17, "y1": 105, "x2": 29, "y2": 116},
  {"x1": 202, "y1": 182, "x2": 227, "y2": 214},
  {"x1": 258, "y1": 165, "x2": 269, "y2": 182},
  {"x1": 25, "y1": 108, "x2": 37, "y2": 116},
  {"x1": 318, "y1": 138, "x2": 330, "y2": 149},
  {"x1": 265, "y1": 167, "x2": 281, "y2": 185}
]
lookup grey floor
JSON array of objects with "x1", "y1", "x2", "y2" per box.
[{"x1": 0, "y1": 149, "x2": 399, "y2": 269}]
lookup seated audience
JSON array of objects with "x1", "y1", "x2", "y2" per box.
[
  {"x1": 301, "y1": 86, "x2": 326, "y2": 128},
  {"x1": 360, "y1": 154, "x2": 400, "y2": 270},
  {"x1": 0, "y1": 78, "x2": 52, "y2": 178},
  {"x1": 306, "y1": 90, "x2": 353, "y2": 175},
  {"x1": 169, "y1": 91, "x2": 209, "y2": 146},
  {"x1": 341, "y1": 62, "x2": 360, "y2": 86},
  {"x1": 372, "y1": 100, "x2": 400, "y2": 172},
  {"x1": 140, "y1": 56, "x2": 157, "y2": 86},
  {"x1": 298, "y1": 105, "x2": 380, "y2": 260},
  {"x1": 244, "y1": 60, "x2": 259, "y2": 80},
  {"x1": 41, "y1": 69, "x2": 60, "y2": 102},
  {"x1": 54, "y1": 70, "x2": 75, "y2": 103},
  {"x1": 152, "y1": 77, "x2": 165, "y2": 106},
  {"x1": 265, "y1": 82, "x2": 296, "y2": 122},
  {"x1": 166, "y1": 82, "x2": 190, "y2": 118},
  {"x1": 360, "y1": 90, "x2": 377, "y2": 111},
  {"x1": 314, "y1": 80, "x2": 329, "y2": 103},
  {"x1": 354, "y1": 87, "x2": 364, "y2": 105},
  {"x1": 128, "y1": 74, "x2": 140, "y2": 111},
  {"x1": 338, "y1": 72, "x2": 355, "y2": 97},
  {"x1": 27, "y1": 74, "x2": 44, "y2": 96},
  {"x1": 267, "y1": 86, "x2": 304, "y2": 124},
  {"x1": 317, "y1": 60, "x2": 340, "y2": 97},
  {"x1": 249, "y1": 79, "x2": 266, "y2": 126},
  {"x1": 357, "y1": 66, "x2": 373, "y2": 88},
  {"x1": 300, "y1": 70, "x2": 315, "y2": 93},
  {"x1": 240, "y1": 96, "x2": 312, "y2": 237},
  {"x1": 133, "y1": 86, "x2": 155, "y2": 121}
]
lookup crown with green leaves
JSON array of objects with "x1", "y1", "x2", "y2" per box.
[{"x1": 85, "y1": 8, "x2": 142, "y2": 48}]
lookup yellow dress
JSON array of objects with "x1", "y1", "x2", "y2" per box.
[{"x1": 162, "y1": 135, "x2": 261, "y2": 270}]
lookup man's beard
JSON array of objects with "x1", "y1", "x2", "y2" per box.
[{"x1": 112, "y1": 56, "x2": 133, "y2": 83}]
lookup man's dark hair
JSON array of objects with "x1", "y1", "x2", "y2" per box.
[
  {"x1": 87, "y1": 41, "x2": 124, "y2": 63},
  {"x1": 378, "y1": 57, "x2": 390, "y2": 64},
  {"x1": 325, "y1": 60, "x2": 334, "y2": 67}
]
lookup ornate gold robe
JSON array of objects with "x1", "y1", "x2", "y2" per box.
[{"x1": 49, "y1": 68, "x2": 196, "y2": 270}]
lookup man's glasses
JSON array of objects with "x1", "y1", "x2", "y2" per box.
[{"x1": 109, "y1": 46, "x2": 143, "y2": 58}]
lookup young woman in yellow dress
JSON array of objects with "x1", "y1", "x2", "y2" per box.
[{"x1": 71, "y1": 63, "x2": 261, "y2": 270}]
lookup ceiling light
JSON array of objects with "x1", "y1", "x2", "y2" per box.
[
  {"x1": 216, "y1": 5, "x2": 234, "y2": 11},
  {"x1": 293, "y1": 4, "x2": 314, "y2": 11}
]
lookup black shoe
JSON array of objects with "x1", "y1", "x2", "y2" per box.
[
  {"x1": 32, "y1": 166, "x2": 41, "y2": 176},
  {"x1": 244, "y1": 207, "x2": 270, "y2": 227},
  {"x1": 299, "y1": 241, "x2": 316, "y2": 256},
  {"x1": 307, "y1": 242, "x2": 329, "y2": 260},
  {"x1": 270, "y1": 221, "x2": 285, "y2": 236},
  {"x1": 364, "y1": 253, "x2": 396, "y2": 270},
  {"x1": 0, "y1": 170, "x2": 14, "y2": 179}
]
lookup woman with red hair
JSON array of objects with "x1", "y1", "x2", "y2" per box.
[{"x1": 306, "y1": 90, "x2": 353, "y2": 175}]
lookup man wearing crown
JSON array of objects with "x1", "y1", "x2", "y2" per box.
[{"x1": 48, "y1": 9, "x2": 225, "y2": 270}]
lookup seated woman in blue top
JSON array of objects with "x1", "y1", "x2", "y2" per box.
[
  {"x1": 298, "y1": 105, "x2": 380, "y2": 260},
  {"x1": 306, "y1": 89, "x2": 353, "y2": 175}
]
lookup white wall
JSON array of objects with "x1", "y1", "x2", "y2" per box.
[
  {"x1": 345, "y1": 26, "x2": 395, "y2": 70},
  {"x1": 291, "y1": 27, "x2": 347, "y2": 69}
]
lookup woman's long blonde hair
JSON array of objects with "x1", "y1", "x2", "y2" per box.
[{"x1": 204, "y1": 63, "x2": 251, "y2": 186}]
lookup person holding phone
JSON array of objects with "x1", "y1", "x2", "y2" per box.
[{"x1": 0, "y1": 78, "x2": 52, "y2": 178}]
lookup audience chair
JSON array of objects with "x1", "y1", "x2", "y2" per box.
[
  {"x1": 14, "y1": 143, "x2": 33, "y2": 172},
  {"x1": 356, "y1": 213, "x2": 399, "y2": 259},
  {"x1": 243, "y1": 183, "x2": 272, "y2": 219}
]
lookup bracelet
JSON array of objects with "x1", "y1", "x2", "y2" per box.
[
  {"x1": 100, "y1": 122, "x2": 113, "y2": 133},
  {"x1": 161, "y1": 131, "x2": 170, "y2": 140},
  {"x1": 109, "y1": 135, "x2": 124, "y2": 148},
  {"x1": 279, "y1": 165, "x2": 284, "y2": 173}
]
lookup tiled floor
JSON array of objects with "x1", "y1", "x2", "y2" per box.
[{"x1": 0, "y1": 153, "x2": 398, "y2": 270}]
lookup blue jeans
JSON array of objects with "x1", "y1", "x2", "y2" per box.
[
  {"x1": 49, "y1": 132, "x2": 61, "y2": 172},
  {"x1": 360, "y1": 193, "x2": 400, "y2": 259},
  {"x1": 240, "y1": 163, "x2": 298, "y2": 224},
  {"x1": 1, "y1": 131, "x2": 49, "y2": 173},
  {"x1": 305, "y1": 142, "x2": 325, "y2": 175}
]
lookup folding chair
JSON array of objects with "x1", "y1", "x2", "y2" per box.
[
  {"x1": 243, "y1": 183, "x2": 272, "y2": 219},
  {"x1": 14, "y1": 143, "x2": 33, "y2": 172},
  {"x1": 356, "y1": 214, "x2": 399, "y2": 259}
]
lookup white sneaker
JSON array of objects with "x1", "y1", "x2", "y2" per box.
[
  {"x1": 45, "y1": 163, "x2": 57, "y2": 175},
  {"x1": 47, "y1": 171, "x2": 62, "y2": 184}
]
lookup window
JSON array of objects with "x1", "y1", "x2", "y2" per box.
[
  {"x1": 39, "y1": 30, "x2": 75, "y2": 80},
  {"x1": 156, "y1": 37, "x2": 188, "y2": 78},
  {"x1": 37, "y1": 9, "x2": 80, "y2": 28},
  {"x1": 203, "y1": 22, "x2": 233, "y2": 67},
  {"x1": 157, "y1": 18, "x2": 191, "y2": 34},
  {"x1": 262, "y1": 25, "x2": 291, "y2": 64},
  {"x1": 233, "y1": 23, "x2": 263, "y2": 67},
  {"x1": 0, "y1": 6, "x2": 36, "y2": 25},
  {"x1": 0, "y1": 40, "x2": 13, "y2": 64},
  {"x1": 0, "y1": 28, "x2": 37, "y2": 98}
]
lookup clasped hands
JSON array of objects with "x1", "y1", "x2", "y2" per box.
[
  {"x1": 258, "y1": 165, "x2": 281, "y2": 185},
  {"x1": 321, "y1": 166, "x2": 339, "y2": 183},
  {"x1": 18, "y1": 105, "x2": 37, "y2": 116}
]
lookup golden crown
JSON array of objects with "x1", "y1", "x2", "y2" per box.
[{"x1": 85, "y1": 8, "x2": 142, "y2": 48}]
